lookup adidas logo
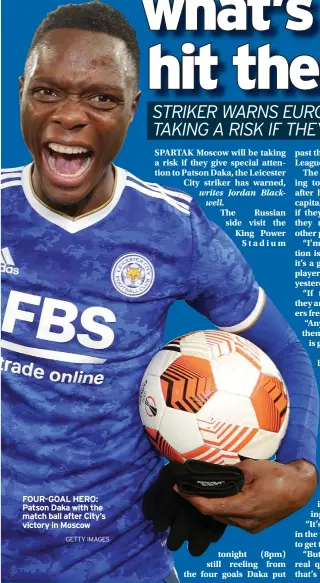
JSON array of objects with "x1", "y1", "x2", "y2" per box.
[{"x1": 1, "y1": 248, "x2": 19, "y2": 275}]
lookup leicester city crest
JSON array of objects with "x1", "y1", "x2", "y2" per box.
[{"x1": 111, "y1": 254, "x2": 155, "y2": 298}]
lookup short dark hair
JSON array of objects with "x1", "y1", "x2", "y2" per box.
[{"x1": 26, "y1": 1, "x2": 140, "y2": 79}]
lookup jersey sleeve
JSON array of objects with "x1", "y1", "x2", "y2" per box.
[
  {"x1": 184, "y1": 199, "x2": 265, "y2": 331},
  {"x1": 243, "y1": 297, "x2": 318, "y2": 468},
  {"x1": 184, "y1": 200, "x2": 318, "y2": 467}
]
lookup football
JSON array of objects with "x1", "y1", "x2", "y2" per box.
[{"x1": 139, "y1": 330, "x2": 289, "y2": 465}]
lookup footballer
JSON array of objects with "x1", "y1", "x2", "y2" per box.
[{"x1": 1, "y1": 2, "x2": 318, "y2": 582}]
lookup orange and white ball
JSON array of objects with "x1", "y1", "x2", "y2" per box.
[{"x1": 139, "y1": 331, "x2": 289, "y2": 465}]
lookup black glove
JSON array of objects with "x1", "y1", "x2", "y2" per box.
[
  {"x1": 172, "y1": 459, "x2": 245, "y2": 497},
  {"x1": 143, "y1": 461, "x2": 245, "y2": 556}
]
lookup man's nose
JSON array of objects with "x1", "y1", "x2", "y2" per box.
[{"x1": 51, "y1": 98, "x2": 88, "y2": 130}]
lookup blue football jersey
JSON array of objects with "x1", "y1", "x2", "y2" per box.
[{"x1": 1, "y1": 164, "x2": 262, "y2": 583}]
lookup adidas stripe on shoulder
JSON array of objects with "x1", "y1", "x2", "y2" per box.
[
  {"x1": 126, "y1": 172, "x2": 192, "y2": 215},
  {"x1": 1, "y1": 166, "x2": 23, "y2": 190},
  {"x1": 1, "y1": 166, "x2": 24, "y2": 173}
]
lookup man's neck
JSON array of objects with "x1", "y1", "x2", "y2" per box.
[{"x1": 31, "y1": 164, "x2": 116, "y2": 218}]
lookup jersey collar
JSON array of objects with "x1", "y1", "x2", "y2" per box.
[{"x1": 21, "y1": 163, "x2": 127, "y2": 234}]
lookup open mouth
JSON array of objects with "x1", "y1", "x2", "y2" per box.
[{"x1": 42, "y1": 142, "x2": 94, "y2": 186}]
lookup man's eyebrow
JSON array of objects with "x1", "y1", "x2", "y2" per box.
[
  {"x1": 81, "y1": 82, "x2": 125, "y2": 94},
  {"x1": 30, "y1": 76, "x2": 125, "y2": 93},
  {"x1": 30, "y1": 76, "x2": 61, "y2": 84}
]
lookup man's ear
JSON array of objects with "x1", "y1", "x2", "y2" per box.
[
  {"x1": 19, "y1": 76, "x2": 25, "y2": 104},
  {"x1": 130, "y1": 90, "x2": 142, "y2": 123}
]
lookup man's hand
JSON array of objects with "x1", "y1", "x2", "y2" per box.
[{"x1": 174, "y1": 459, "x2": 317, "y2": 534}]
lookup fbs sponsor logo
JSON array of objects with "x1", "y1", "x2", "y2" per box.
[{"x1": 1, "y1": 248, "x2": 19, "y2": 275}]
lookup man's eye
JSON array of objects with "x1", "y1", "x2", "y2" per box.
[
  {"x1": 89, "y1": 94, "x2": 120, "y2": 109},
  {"x1": 38, "y1": 89, "x2": 54, "y2": 95},
  {"x1": 33, "y1": 88, "x2": 58, "y2": 101},
  {"x1": 91, "y1": 95, "x2": 113, "y2": 103}
]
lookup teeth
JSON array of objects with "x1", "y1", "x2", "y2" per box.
[{"x1": 48, "y1": 143, "x2": 90, "y2": 155}]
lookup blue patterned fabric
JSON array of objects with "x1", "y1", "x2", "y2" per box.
[{"x1": 1, "y1": 164, "x2": 259, "y2": 582}]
